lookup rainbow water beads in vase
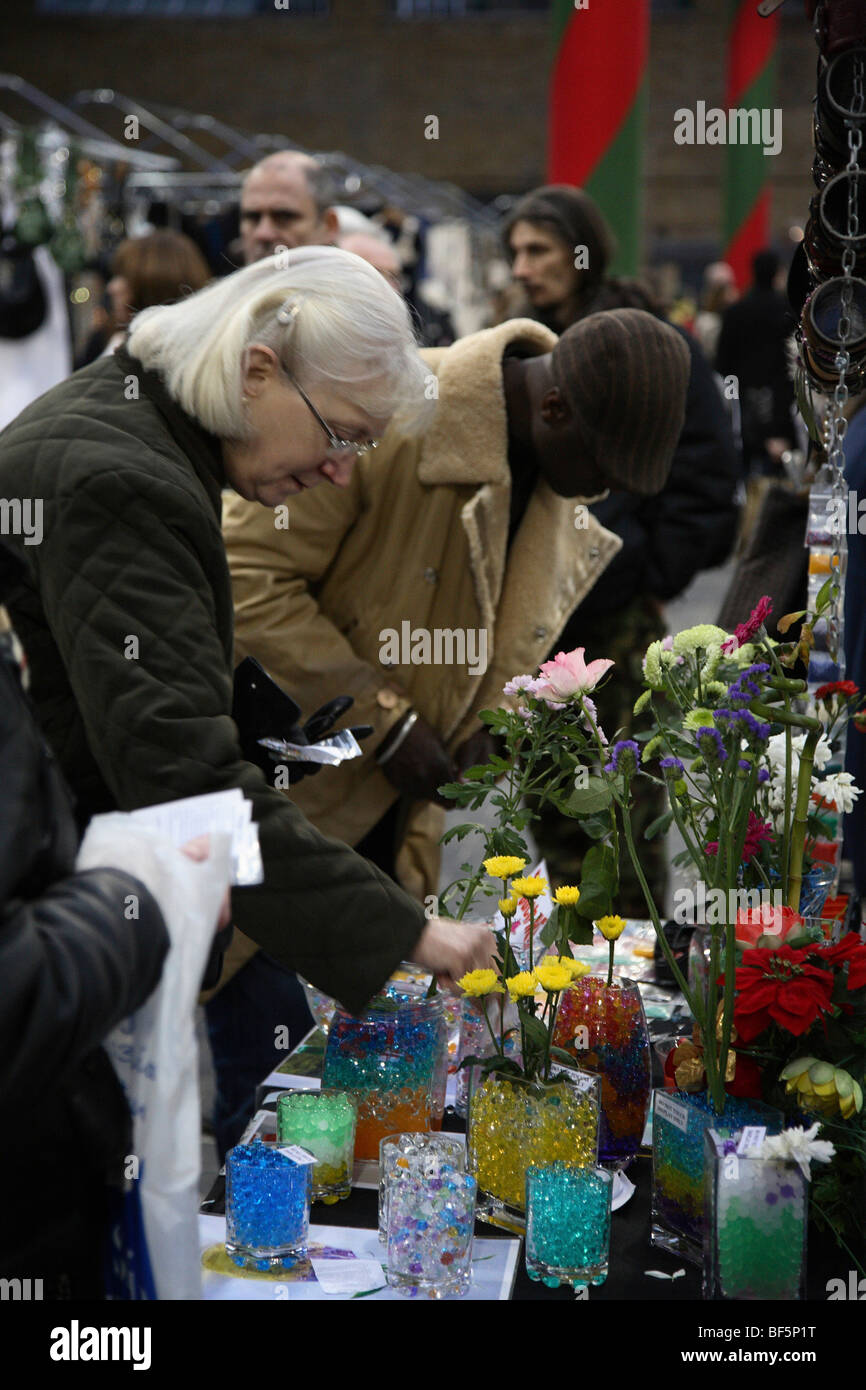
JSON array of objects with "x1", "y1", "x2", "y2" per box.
[
  {"x1": 322, "y1": 981, "x2": 447, "y2": 1161},
  {"x1": 553, "y1": 976, "x2": 651, "y2": 1170},
  {"x1": 385, "y1": 1161, "x2": 477, "y2": 1299},
  {"x1": 651, "y1": 1090, "x2": 783, "y2": 1265}
]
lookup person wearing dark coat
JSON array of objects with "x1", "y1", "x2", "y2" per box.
[
  {"x1": 715, "y1": 248, "x2": 797, "y2": 477},
  {"x1": 0, "y1": 249, "x2": 493, "y2": 1046},
  {"x1": 0, "y1": 557, "x2": 169, "y2": 1298},
  {"x1": 503, "y1": 186, "x2": 740, "y2": 910}
]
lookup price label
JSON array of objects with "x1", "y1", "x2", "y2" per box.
[
  {"x1": 654, "y1": 1092, "x2": 689, "y2": 1134},
  {"x1": 549, "y1": 1062, "x2": 597, "y2": 1094},
  {"x1": 278, "y1": 1145, "x2": 317, "y2": 1166},
  {"x1": 735, "y1": 1126, "x2": 766, "y2": 1156}
]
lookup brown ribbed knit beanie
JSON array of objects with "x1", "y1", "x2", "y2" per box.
[{"x1": 550, "y1": 307, "x2": 691, "y2": 497}]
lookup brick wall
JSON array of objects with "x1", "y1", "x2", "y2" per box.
[{"x1": 4, "y1": 1, "x2": 818, "y2": 240}]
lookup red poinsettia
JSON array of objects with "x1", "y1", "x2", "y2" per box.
[
  {"x1": 732, "y1": 943, "x2": 836, "y2": 1042},
  {"x1": 816, "y1": 932, "x2": 866, "y2": 991}
]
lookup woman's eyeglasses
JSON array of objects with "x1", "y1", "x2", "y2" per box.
[{"x1": 285, "y1": 373, "x2": 379, "y2": 457}]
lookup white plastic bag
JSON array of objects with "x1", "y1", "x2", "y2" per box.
[{"x1": 76, "y1": 815, "x2": 232, "y2": 1300}]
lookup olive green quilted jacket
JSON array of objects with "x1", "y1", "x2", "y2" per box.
[{"x1": 0, "y1": 347, "x2": 425, "y2": 1012}]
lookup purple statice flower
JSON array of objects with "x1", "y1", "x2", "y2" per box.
[
  {"x1": 727, "y1": 663, "x2": 771, "y2": 705},
  {"x1": 503, "y1": 674, "x2": 538, "y2": 697},
  {"x1": 757, "y1": 767, "x2": 770, "y2": 784},
  {"x1": 735, "y1": 710, "x2": 771, "y2": 743},
  {"x1": 659, "y1": 756, "x2": 684, "y2": 773},
  {"x1": 696, "y1": 726, "x2": 728, "y2": 764},
  {"x1": 580, "y1": 695, "x2": 609, "y2": 746},
  {"x1": 605, "y1": 739, "x2": 640, "y2": 775},
  {"x1": 738, "y1": 759, "x2": 752, "y2": 771}
]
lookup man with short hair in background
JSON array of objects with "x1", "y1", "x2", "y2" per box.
[{"x1": 239, "y1": 151, "x2": 339, "y2": 264}]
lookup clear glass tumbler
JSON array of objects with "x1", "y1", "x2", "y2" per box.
[
  {"x1": 385, "y1": 1164, "x2": 477, "y2": 1299},
  {"x1": 276, "y1": 1088, "x2": 357, "y2": 1204},
  {"x1": 225, "y1": 1139, "x2": 312, "y2": 1271},
  {"x1": 378, "y1": 1131, "x2": 466, "y2": 1242},
  {"x1": 525, "y1": 1161, "x2": 613, "y2": 1289}
]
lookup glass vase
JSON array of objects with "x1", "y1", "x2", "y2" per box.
[
  {"x1": 224, "y1": 1140, "x2": 312, "y2": 1271},
  {"x1": 703, "y1": 1131, "x2": 808, "y2": 1300},
  {"x1": 552, "y1": 975, "x2": 651, "y2": 1170},
  {"x1": 454, "y1": 994, "x2": 520, "y2": 1117},
  {"x1": 525, "y1": 1163, "x2": 613, "y2": 1290},
  {"x1": 276, "y1": 1088, "x2": 357, "y2": 1204},
  {"x1": 378, "y1": 1131, "x2": 467, "y2": 1242},
  {"x1": 467, "y1": 1066, "x2": 599, "y2": 1235},
  {"x1": 651, "y1": 1089, "x2": 783, "y2": 1266},
  {"x1": 321, "y1": 986, "x2": 447, "y2": 1161},
  {"x1": 385, "y1": 1166, "x2": 477, "y2": 1299}
]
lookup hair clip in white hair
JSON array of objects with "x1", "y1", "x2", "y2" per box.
[{"x1": 276, "y1": 299, "x2": 301, "y2": 327}]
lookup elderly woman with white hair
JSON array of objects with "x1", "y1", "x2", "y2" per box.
[{"x1": 0, "y1": 247, "x2": 494, "y2": 1088}]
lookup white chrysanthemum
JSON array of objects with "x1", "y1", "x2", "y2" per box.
[
  {"x1": 812, "y1": 735, "x2": 833, "y2": 772},
  {"x1": 760, "y1": 1123, "x2": 835, "y2": 1181},
  {"x1": 816, "y1": 771, "x2": 862, "y2": 814}
]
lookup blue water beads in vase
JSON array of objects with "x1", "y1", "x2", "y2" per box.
[{"x1": 225, "y1": 1139, "x2": 312, "y2": 1271}]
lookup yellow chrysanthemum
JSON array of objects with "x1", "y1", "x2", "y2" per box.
[
  {"x1": 597, "y1": 915, "x2": 627, "y2": 942},
  {"x1": 555, "y1": 956, "x2": 591, "y2": 980},
  {"x1": 505, "y1": 970, "x2": 538, "y2": 999},
  {"x1": 483, "y1": 856, "x2": 526, "y2": 880},
  {"x1": 498, "y1": 895, "x2": 519, "y2": 916},
  {"x1": 457, "y1": 968, "x2": 504, "y2": 998},
  {"x1": 554, "y1": 885, "x2": 581, "y2": 906},
  {"x1": 511, "y1": 876, "x2": 547, "y2": 899},
  {"x1": 534, "y1": 961, "x2": 573, "y2": 993}
]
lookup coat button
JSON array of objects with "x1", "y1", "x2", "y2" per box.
[
  {"x1": 376, "y1": 689, "x2": 399, "y2": 709},
  {"x1": 534, "y1": 626, "x2": 547, "y2": 640},
  {"x1": 589, "y1": 546, "x2": 600, "y2": 560},
  {"x1": 423, "y1": 567, "x2": 438, "y2": 584}
]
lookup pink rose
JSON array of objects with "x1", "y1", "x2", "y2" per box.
[{"x1": 535, "y1": 647, "x2": 614, "y2": 701}]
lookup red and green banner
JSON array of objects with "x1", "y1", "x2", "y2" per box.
[
  {"x1": 723, "y1": 1, "x2": 779, "y2": 289},
  {"x1": 547, "y1": 0, "x2": 649, "y2": 276}
]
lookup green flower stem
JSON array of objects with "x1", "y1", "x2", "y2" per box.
[
  {"x1": 786, "y1": 725, "x2": 823, "y2": 913},
  {"x1": 618, "y1": 794, "x2": 703, "y2": 1027},
  {"x1": 543, "y1": 990, "x2": 560, "y2": 1082},
  {"x1": 528, "y1": 899, "x2": 535, "y2": 972},
  {"x1": 783, "y1": 716, "x2": 792, "y2": 899},
  {"x1": 749, "y1": 699, "x2": 823, "y2": 913},
  {"x1": 478, "y1": 996, "x2": 502, "y2": 1057},
  {"x1": 606, "y1": 939, "x2": 615, "y2": 989}
]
